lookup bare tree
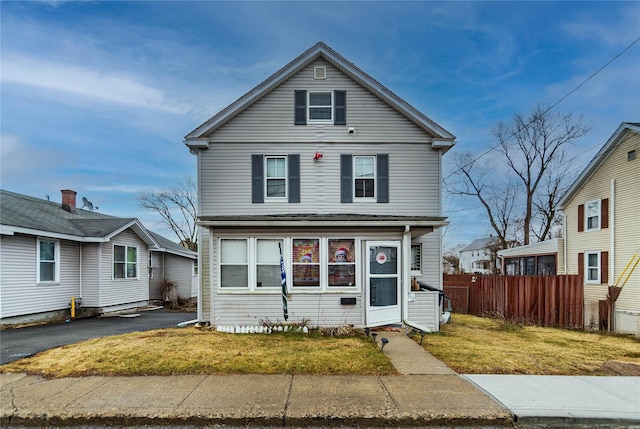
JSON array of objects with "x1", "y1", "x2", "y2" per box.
[
  {"x1": 138, "y1": 177, "x2": 198, "y2": 251},
  {"x1": 447, "y1": 105, "x2": 590, "y2": 247}
]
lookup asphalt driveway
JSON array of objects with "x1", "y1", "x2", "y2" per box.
[{"x1": 0, "y1": 309, "x2": 197, "y2": 365}]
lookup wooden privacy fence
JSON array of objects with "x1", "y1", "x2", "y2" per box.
[{"x1": 443, "y1": 274, "x2": 583, "y2": 329}]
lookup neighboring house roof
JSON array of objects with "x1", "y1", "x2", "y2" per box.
[
  {"x1": 461, "y1": 236, "x2": 496, "y2": 252},
  {"x1": 558, "y1": 122, "x2": 640, "y2": 208},
  {"x1": 0, "y1": 189, "x2": 158, "y2": 247},
  {"x1": 184, "y1": 41, "x2": 456, "y2": 151},
  {"x1": 497, "y1": 238, "x2": 562, "y2": 258},
  {"x1": 148, "y1": 230, "x2": 197, "y2": 259}
]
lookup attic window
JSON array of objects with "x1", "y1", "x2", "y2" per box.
[
  {"x1": 314, "y1": 66, "x2": 326, "y2": 79},
  {"x1": 628, "y1": 150, "x2": 636, "y2": 161}
]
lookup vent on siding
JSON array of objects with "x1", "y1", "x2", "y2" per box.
[{"x1": 314, "y1": 66, "x2": 327, "y2": 79}]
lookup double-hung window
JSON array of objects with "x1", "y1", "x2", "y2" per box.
[
  {"x1": 585, "y1": 199, "x2": 600, "y2": 230},
  {"x1": 328, "y1": 239, "x2": 355, "y2": 287},
  {"x1": 38, "y1": 239, "x2": 59, "y2": 283},
  {"x1": 220, "y1": 239, "x2": 248, "y2": 288},
  {"x1": 114, "y1": 245, "x2": 138, "y2": 279},
  {"x1": 256, "y1": 239, "x2": 283, "y2": 288},
  {"x1": 266, "y1": 156, "x2": 287, "y2": 199},
  {"x1": 308, "y1": 92, "x2": 332, "y2": 122},
  {"x1": 585, "y1": 251, "x2": 600, "y2": 283},
  {"x1": 354, "y1": 155, "x2": 376, "y2": 198}
]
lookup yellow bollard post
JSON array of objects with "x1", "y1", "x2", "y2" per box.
[{"x1": 71, "y1": 296, "x2": 75, "y2": 319}]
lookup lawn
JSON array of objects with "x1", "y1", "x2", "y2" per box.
[
  {"x1": 2, "y1": 314, "x2": 639, "y2": 378},
  {"x1": 416, "y1": 314, "x2": 640, "y2": 376}
]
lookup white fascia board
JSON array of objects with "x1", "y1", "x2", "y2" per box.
[
  {"x1": 152, "y1": 248, "x2": 197, "y2": 259},
  {"x1": 197, "y1": 219, "x2": 449, "y2": 229},
  {"x1": 105, "y1": 220, "x2": 161, "y2": 249},
  {"x1": 0, "y1": 225, "x2": 106, "y2": 242}
]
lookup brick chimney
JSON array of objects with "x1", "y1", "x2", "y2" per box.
[{"x1": 61, "y1": 189, "x2": 77, "y2": 213}]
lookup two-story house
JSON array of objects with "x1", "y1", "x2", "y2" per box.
[
  {"x1": 184, "y1": 42, "x2": 456, "y2": 331},
  {"x1": 459, "y1": 236, "x2": 497, "y2": 274},
  {"x1": 558, "y1": 122, "x2": 639, "y2": 335}
]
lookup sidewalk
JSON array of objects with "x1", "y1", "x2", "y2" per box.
[{"x1": 1, "y1": 329, "x2": 638, "y2": 427}]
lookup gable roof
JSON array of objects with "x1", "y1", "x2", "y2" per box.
[
  {"x1": 0, "y1": 189, "x2": 158, "y2": 247},
  {"x1": 148, "y1": 230, "x2": 197, "y2": 259},
  {"x1": 558, "y1": 122, "x2": 640, "y2": 208},
  {"x1": 184, "y1": 41, "x2": 455, "y2": 150}
]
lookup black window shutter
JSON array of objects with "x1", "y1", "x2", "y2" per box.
[
  {"x1": 251, "y1": 154, "x2": 264, "y2": 203},
  {"x1": 340, "y1": 154, "x2": 353, "y2": 203},
  {"x1": 288, "y1": 154, "x2": 300, "y2": 203},
  {"x1": 377, "y1": 154, "x2": 389, "y2": 203},
  {"x1": 294, "y1": 90, "x2": 307, "y2": 125},
  {"x1": 334, "y1": 90, "x2": 346, "y2": 125}
]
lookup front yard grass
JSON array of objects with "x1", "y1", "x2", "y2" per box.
[
  {"x1": 2, "y1": 314, "x2": 639, "y2": 378},
  {"x1": 0, "y1": 328, "x2": 396, "y2": 378},
  {"x1": 417, "y1": 314, "x2": 640, "y2": 375}
]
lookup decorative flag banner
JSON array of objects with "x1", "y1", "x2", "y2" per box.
[{"x1": 279, "y1": 242, "x2": 289, "y2": 321}]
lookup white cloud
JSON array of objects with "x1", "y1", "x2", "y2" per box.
[{"x1": 1, "y1": 55, "x2": 190, "y2": 114}]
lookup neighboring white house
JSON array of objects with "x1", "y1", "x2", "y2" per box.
[
  {"x1": 558, "y1": 122, "x2": 639, "y2": 335},
  {"x1": 0, "y1": 189, "x2": 197, "y2": 325},
  {"x1": 184, "y1": 42, "x2": 456, "y2": 331},
  {"x1": 459, "y1": 237, "x2": 496, "y2": 274}
]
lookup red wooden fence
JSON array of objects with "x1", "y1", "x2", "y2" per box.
[{"x1": 443, "y1": 274, "x2": 583, "y2": 329}]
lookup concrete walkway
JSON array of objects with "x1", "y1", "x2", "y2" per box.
[{"x1": 1, "y1": 328, "x2": 639, "y2": 427}]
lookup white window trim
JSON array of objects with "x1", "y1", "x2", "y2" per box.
[
  {"x1": 37, "y1": 238, "x2": 60, "y2": 284},
  {"x1": 217, "y1": 237, "x2": 360, "y2": 293},
  {"x1": 585, "y1": 199, "x2": 601, "y2": 231},
  {"x1": 353, "y1": 155, "x2": 377, "y2": 201},
  {"x1": 585, "y1": 250, "x2": 601, "y2": 284},
  {"x1": 265, "y1": 155, "x2": 287, "y2": 200},
  {"x1": 308, "y1": 91, "x2": 333, "y2": 123},
  {"x1": 113, "y1": 244, "x2": 139, "y2": 280}
]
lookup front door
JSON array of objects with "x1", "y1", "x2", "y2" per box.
[{"x1": 365, "y1": 242, "x2": 402, "y2": 327}]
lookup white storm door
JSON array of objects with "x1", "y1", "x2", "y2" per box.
[{"x1": 366, "y1": 242, "x2": 402, "y2": 327}]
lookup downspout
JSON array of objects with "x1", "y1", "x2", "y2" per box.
[{"x1": 401, "y1": 225, "x2": 432, "y2": 333}]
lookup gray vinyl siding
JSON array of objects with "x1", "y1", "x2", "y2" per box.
[
  {"x1": 407, "y1": 292, "x2": 439, "y2": 332},
  {"x1": 1, "y1": 234, "x2": 80, "y2": 319},
  {"x1": 164, "y1": 253, "x2": 196, "y2": 299},
  {"x1": 213, "y1": 294, "x2": 362, "y2": 327},
  {"x1": 207, "y1": 59, "x2": 436, "y2": 144},
  {"x1": 206, "y1": 227, "x2": 434, "y2": 327},
  {"x1": 80, "y1": 243, "x2": 100, "y2": 306},
  {"x1": 200, "y1": 142, "x2": 440, "y2": 216},
  {"x1": 149, "y1": 252, "x2": 164, "y2": 301},
  {"x1": 99, "y1": 229, "x2": 149, "y2": 307}
]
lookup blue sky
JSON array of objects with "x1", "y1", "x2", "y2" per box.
[{"x1": 1, "y1": 1, "x2": 639, "y2": 248}]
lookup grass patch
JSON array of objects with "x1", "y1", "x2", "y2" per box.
[
  {"x1": 0, "y1": 327, "x2": 396, "y2": 378},
  {"x1": 415, "y1": 314, "x2": 640, "y2": 375}
]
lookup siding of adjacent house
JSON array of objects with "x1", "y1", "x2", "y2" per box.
[
  {"x1": 80, "y1": 243, "x2": 100, "y2": 306},
  {"x1": 0, "y1": 234, "x2": 80, "y2": 319},
  {"x1": 564, "y1": 130, "x2": 639, "y2": 329},
  {"x1": 149, "y1": 252, "x2": 164, "y2": 301},
  {"x1": 97, "y1": 229, "x2": 149, "y2": 308},
  {"x1": 164, "y1": 253, "x2": 196, "y2": 299}
]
